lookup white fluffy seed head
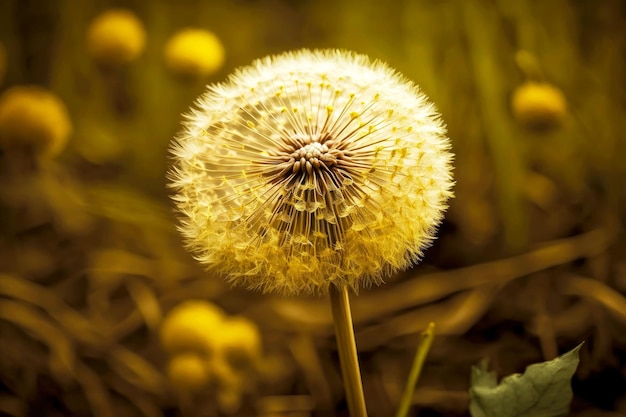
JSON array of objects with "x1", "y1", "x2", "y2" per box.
[{"x1": 168, "y1": 49, "x2": 454, "y2": 295}]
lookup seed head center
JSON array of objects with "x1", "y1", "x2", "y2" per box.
[{"x1": 289, "y1": 141, "x2": 338, "y2": 175}]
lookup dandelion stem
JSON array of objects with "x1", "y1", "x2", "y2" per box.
[
  {"x1": 395, "y1": 322, "x2": 435, "y2": 417},
  {"x1": 330, "y1": 285, "x2": 368, "y2": 417}
]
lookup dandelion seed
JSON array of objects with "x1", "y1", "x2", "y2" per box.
[{"x1": 168, "y1": 49, "x2": 454, "y2": 295}]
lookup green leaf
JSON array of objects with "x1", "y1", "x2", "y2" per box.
[{"x1": 469, "y1": 343, "x2": 583, "y2": 417}]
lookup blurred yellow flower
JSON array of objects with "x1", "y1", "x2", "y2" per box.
[
  {"x1": 86, "y1": 9, "x2": 145, "y2": 66},
  {"x1": 169, "y1": 49, "x2": 454, "y2": 295},
  {"x1": 215, "y1": 316, "x2": 261, "y2": 369},
  {"x1": 164, "y1": 28, "x2": 225, "y2": 78},
  {"x1": 0, "y1": 86, "x2": 72, "y2": 157},
  {"x1": 512, "y1": 82, "x2": 567, "y2": 130},
  {"x1": 166, "y1": 353, "x2": 211, "y2": 393},
  {"x1": 159, "y1": 300, "x2": 224, "y2": 355}
]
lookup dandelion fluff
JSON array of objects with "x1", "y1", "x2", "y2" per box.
[{"x1": 169, "y1": 49, "x2": 454, "y2": 295}]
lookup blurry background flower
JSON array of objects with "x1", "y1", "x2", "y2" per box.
[
  {"x1": 159, "y1": 299, "x2": 225, "y2": 356},
  {"x1": 86, "y1": 9, "x2": 146, "y2": 66},
  {"x1": 0, "y1": 85, "x2": 71, "y2": 157},
  {"x1": 160, "y1": 300, "x2": 264, "y2": 412},
  {"x1": 169, "y1": 49, "x2": 454, "y2": 295},
  {"x1": 215, "y1": 316, "x2": 262, "y2": 370},
  {"x1": 166, "y1": 352, "x2": 212, "y2": 394},
  {"x1": 511, "y1": 81, "x2": 567, "y2": 131},
  {"x1": 164, "y1": 28, "x2": 225, "y2": 79}
]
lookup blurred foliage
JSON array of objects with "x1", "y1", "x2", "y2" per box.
[{"x1": 0, "y1": 0, "x2": 625, "y2": 416}]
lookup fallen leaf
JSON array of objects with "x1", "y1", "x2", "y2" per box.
[{"x1": 469, "y1": 343, "x2": 582, "y2": 417}]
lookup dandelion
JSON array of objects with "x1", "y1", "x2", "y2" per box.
[
  {"x1": 164, "y1": 29, "x2": 225, "y2": 78},
  {"x1": 86, "y1": 9, "x2": 145, "y2": 66},
  {"x1": 0, "y1": 86, "x2": 72, "y2": 157},
  {"x1": 169, "y1": 49, "x2": 453, "y2": 417},
  {"x1": 169, "y1": 49, "x2": 453, "y2": 295}
]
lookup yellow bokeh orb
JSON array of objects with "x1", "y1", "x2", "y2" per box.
[
  {"x1": 86, "y1": 9, "x2": 146, "y2": 66},
  {"x1": 159, "y1": 300, "x2": 224, "y2": 355},
  {"x1": 164, "y1": 29, "x2": 225, "y2": 78},
  {"x1": 215, "y1": 316, "x2": 262, "y2": 369},
  {"x1": 511, "y1": 82, "x2": 567, "y2": 130},
  {"x1": 167, "y1": 353, "x2": 211, "y2": 393},
  {"x1": 0, "y1": 86, "x2": 72, "y2": 157}
]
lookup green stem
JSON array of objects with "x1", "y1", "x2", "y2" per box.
[
  {"x1": 330, "y1": 285, "x2": 368, "y2": 417},
  {"x1": 395, "y1": 322, "x2": 436, "y2": 417}
]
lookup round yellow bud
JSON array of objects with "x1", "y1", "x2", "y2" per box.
[
  {"x1": 164, "y1": 29, "x2": 225, "y2": 78},
  {"x1": 215, "y1": 316, "x2": 261, "y2": 369},
  {"x1": 86, "y1": 9, "x2": 146, "y2": 66},
  {"x1": 166, "y1": 353, "x2": 211, "y2": 393},
  {"x1": 511, "y1": 82, "x2": 567, "y2": 130},
  {"x1": 159, "y1": 300, "x2": 224, "y2": 355},
  {"x1": 0, "y1": 86, "x2": 72, "y2": 156}
]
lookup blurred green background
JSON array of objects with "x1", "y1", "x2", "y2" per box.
[{"x1": 0, "y1": 0, "x2": 625, "y2": 416}]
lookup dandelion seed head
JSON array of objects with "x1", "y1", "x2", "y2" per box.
[{"x1": 169, "y1": 49, "x2": 454, "y2": 295}]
